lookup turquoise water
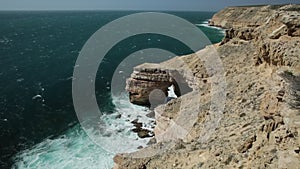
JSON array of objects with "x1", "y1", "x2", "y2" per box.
[
  {"x1": 0, "y1": 11, "x2": 224, "y2": 168},
  {"x1": 13, "y1": 125, "x2": 114, "y2": 169}
]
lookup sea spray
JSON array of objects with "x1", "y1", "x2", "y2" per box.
[{"x1": 13, "y1": 93, "x2": 154, "y2": 169}]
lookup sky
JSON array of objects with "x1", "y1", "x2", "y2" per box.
[{"x1": 0, "y1": 0, "x2": 298, "y2": 11}]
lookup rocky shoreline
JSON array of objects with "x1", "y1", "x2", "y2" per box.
[{"x1": 114, "y1": 4, "x2": 300, "y2": 169}]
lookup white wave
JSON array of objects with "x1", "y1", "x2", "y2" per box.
[
  {"x1": 32, "y1": 95, "x2": 42, "y2": 100},
  {"x1": 13, "y1": 125, "x2": 114, "y2": 169},
  {"x1": 112, "y1": 93, "x2": 154, "y2": 130},
  {"x1": 13, "y1": 93, "x2": 154, "y2": 169},
  {"x1": 168, "y1": 85, "x2": 178, "y2": 98},
  {"x1": 17, "y1": 78, "x2": 24, "y2": 82},
  {"x1": 0, "y1": 36, "x2": 12, "y2": 44},
  {"x1": 195, "y1": 20, "x2": 225, "y2": 34},
  {"x1": 201, "y1": 20, "x2": 209, "y2": 24},
  {"x1": 93, "y1": 93, "x2": 154, "y2": 153}
]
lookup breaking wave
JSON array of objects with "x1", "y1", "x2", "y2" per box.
[{"x1": 13, "y1": 93, "x2": 154, "y2": 169}]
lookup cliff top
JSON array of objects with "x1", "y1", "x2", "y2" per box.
[{"x1": 115, "y1": 4, "x2": 300, "y2": 169}]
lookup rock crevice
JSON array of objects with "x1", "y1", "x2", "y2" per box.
[{"x1": 115, "y1": 4, "x2": 300, "y2": 169}]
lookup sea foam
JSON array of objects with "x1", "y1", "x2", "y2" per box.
[
  {"x1": 13, "y1": 93, "x2": 153, "y2": 169},
  {"x1": 195, "y1": 20, "x2": 225, "y2": 34}
]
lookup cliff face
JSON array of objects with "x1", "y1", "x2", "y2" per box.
[
  {"x1": 116, "y1": 4, "x2": 300, "y2": 169},
  {"x1": 125, "y1": 63, "x2": 174, "y2": 106},
  {"x1": 125, "y1": 63, "x2": 193, "y2": 106},
  {"x1": 211, "y1": 4, "x2": 300, "y2": 67}
]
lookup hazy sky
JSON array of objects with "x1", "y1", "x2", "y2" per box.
[{"x1": 0, "y1": 0, "x2": 298, "y2": 11}]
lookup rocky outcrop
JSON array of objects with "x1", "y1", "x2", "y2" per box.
[
  {"x1": 115, "y1": 4, "x2": 300, "y2": 169},
  {"x1": 126, "y1": 62, "x2": 194, "y2": 106},
  {"x1": 209, "y1": 4, "x2": 300, "y2": 30},
  {"x1": 278, "y1": 68, "x2": 300, "y2": 109},
  {"x1": 126, "y1": 63, "x2": 174, "y2": 106},
  {"x1": 210, "y1": 4, "x2": 300, "y2": 67}
]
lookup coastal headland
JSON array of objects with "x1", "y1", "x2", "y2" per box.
[{"x1": 115, "y1": 4, "x2": 300, "y2": 169}]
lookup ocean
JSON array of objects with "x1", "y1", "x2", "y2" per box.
[{"x1": 0, "y1": 11, "x2": 224, "y2": 168}]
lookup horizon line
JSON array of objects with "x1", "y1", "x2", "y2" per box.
[{"x1": 0, "y1": 8, "x2": 218, "y2": 12}]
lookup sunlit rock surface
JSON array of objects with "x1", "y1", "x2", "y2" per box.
[{"x1": 115, "y1": 4, "x2": 300, "y2": 169}]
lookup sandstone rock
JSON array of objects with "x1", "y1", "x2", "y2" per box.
[
  {"x1": 269, "y1": 24, "x2": 288, "y2": 39},
  {"x1": 126, "y1": 63, "x2": 173, "y2": 106},
  {"x1": 137, "y1": 129, "x2": 153, "y2": 138},
  {"x1": 278, "y1": 68, "x2": 300, "y2": 109},
  {"x1": 237, "y1": 135, "x2": 256, "y2": 153},
  {"x1": 146, "y1": 138, "x2": 157, "y2": 145},
  {"x1": 114, "y1": 4, "x2": 300, "y2": 169},
  {"x1": 126, "y1": 62, "x2": 193, "y2": 107}
]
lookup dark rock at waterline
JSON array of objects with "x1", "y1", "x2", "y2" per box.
[
  {"x1": 131, "y1": 119, "x2": 154, "y2": 138},
  {"x1": 131, "y1": 119, "x2": 142, "y2": 128},
  {"x1": 115, "y1": 114, "x2": 122, "y2": 119},
  {"x1": 137, "y1": 129, "x2": 153, "y2": 138}
]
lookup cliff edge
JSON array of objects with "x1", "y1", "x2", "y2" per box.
[{"x1": 115, "y1": 4, "x2": 300, "y2": 169}]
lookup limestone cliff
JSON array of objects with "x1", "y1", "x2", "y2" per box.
[
  {"x1": 116, "y1": 4, "x2": 300, "y2": 169},
  {"x1": 125, "y1": 63, "x2": 174, "y2": 106},
  {"x1": 125, "y1": 63, "x2": 193, "y2": 106}
]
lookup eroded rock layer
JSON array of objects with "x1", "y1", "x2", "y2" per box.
[
  {"x1": 126, "y1": 62, "x2": 194, "y2": 106},
  {"x1": 116, "y1": 4, "x2": 300, "y2": 169},
  {"x1": 126, "y1": 63, "x2": 174, "y2": 106}
]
